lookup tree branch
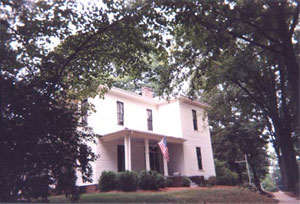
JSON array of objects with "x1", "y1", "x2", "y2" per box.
[
  {"x1": 243, "y1": 20, "x2": 279, "y2": 43},
  {"x1": 227, "y1": 31, "x2": 282, "y2": 54},
  {"x1": 289, "y1": 1, "x2": 300, "y2": 37},
  {"x1": 233, "y1": 79, "x2": 272, "y2": 118}
]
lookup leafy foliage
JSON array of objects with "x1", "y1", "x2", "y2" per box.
[
  {"x1": 0, "y1": 0, "x2": 162, "y2": 201},
  {"x1": 207, "y1": 176, "x2": 217, "y2": 187},
  {"x1": 215, "y1": 159, "x2": 239, "y2": 186},
  {"x1": 262, "y1": 174, "x2": 278, "y2": 192},
  {"x1": 165, "y1": 177, "x2": 173, "y2": 187},
  {"x1": 145, "y1": 0, "x2": 299, "y2": 193},
  {"x1": 0, "y1": 75, "x2": 97, "y2": 202},
  {"x1": 181, "y1": 176, "x2": 191, "y2": 187},
  {"x1": 117, "y1": 171, "x2": 139, "y2": 192},
  {"x1": 139, "y1": 170, "x2": 165, "y2": 190},
  {"x1": 98, "y1": 171, "x2": 117, "y2": 192}
]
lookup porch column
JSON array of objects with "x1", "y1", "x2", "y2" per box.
[
  {"x1": 128, "y1": 135, "x2": 131, "y2": 171},
  {"x1": 124, "y1": 135, "x2": 132, "y2": 171},
  {"x1": 144, "y1": 138, "x2": 150, "y2": 171},
  {"x1": 163, "y1": 157, "x2": 169, "y2": 176}
]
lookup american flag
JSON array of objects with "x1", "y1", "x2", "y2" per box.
[{"x1": 158, "y1": 137, "x2": 169, "y2": 162}]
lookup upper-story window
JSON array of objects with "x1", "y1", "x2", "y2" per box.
[
  {"x1": 192, "y1": 109, "x2": 198, "y2": 130},
  {"x1": 147, "y1": 109, "x2": 153, "y2": 131},
  {"x1": 117, "y1": 101, "x2": 124, "y2": 125}
]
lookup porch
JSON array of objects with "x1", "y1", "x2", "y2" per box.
[{"x1": 99, "y1": 128, "x2": 186, "y2": 176}]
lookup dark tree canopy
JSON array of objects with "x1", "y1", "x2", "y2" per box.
[
  {"x1": 144, "y1": 0, "x2": 299, "y2": 193},
  {"x1": 204, "y1": 85, "x2": 269, "y2": 192},
  {"x1": 0, "y1": 0, "x2": 160, "y2": 201}
]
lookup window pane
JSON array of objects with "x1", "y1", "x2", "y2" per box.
[
  {"x1": 117, "y1": 101, "x2": 124, "y2": 125},
  {"x1": 196, "y1": 147, "x2": 203, "y2": 170},
  {"x1": 192, "y1": 109, "x2": 198, "y2": 130},
  {"x1": 147, "y1": 109, "x2": 153, "y2": 131}
]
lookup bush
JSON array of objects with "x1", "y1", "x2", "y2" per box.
[
  {"x1": 139, "y1": 170, "x2": 150, "y2": 190},
  {"x1": 206, "y1": 176, "x2": 217, "y2": 186},
  {"x1": 182, "y1": 176, "x2": 191, "y2": 187},
  {"x1": 215, "y1": 159, "x2": 238, "y2": 185},
  {"x1": 138, "y1": 170, "x2": 165, "y2": 190},
  {"x1": 157, "y1": 173, "x2": 165, "y2": 189},
  {"x1": 261, "y1": 174, "x2": 277, "y2": 192},
  {"x1": 117, "y1": 171, "x2": 139, "y2": 192},
  {"x1": 98, "y1": 171, "x2": 117, "y2": 192},
  {"x1": 165, "y1": 177, "x2": 173, "y2": 187}
]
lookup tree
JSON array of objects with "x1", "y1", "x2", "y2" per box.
[
  {"x1": 204, "y1": 85, "x2": 269, "y2": 192},
  {"x1": 0, "y1": 0, "x2": 98, "y2": 201},
  {"x1": 0, "y1": 0, "x2": 161, "y2": 201},
  {"x1": 147, "y1": 0, "x2": 299, "y2": 193},
  {"x1": 0, "y1": 76, "x2": 97, "y2": 202}
]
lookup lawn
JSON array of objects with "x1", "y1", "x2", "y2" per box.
[{"x1": 49, "y1": 187, "x2": 277, "y2": 203}]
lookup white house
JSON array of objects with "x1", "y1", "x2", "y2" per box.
[{"x1": 76, "y1": 87, "x2": 216, "y2": 187}]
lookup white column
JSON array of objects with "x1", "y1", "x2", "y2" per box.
[
  {"x1": 144, "y1": 139, "x2": 150, "y2": 171},
  {"x1": 124, "y1": 136, "x2": 129, "y2": 170},
  {"x1": 128, "y1": 136, "x2": 131, "y2": 171},
  {"x1": 163, "y1": 157, "x2": 168, "y2": 176}
]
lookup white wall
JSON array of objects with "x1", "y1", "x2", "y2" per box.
[
  {"x1": 88, "y1": 92, "x2": 159, "y2": 136},
  {"x1": 179, "y1": 101, "x2": 216, "y2": 178},
  {"x1": 156, "y1": 101, "x2": 183, "y2": 138}
]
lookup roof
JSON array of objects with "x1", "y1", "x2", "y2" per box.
[
  {"x1": 102, "y1": 86, "x2": 210, "y2": 109},
  {"x1": 100, "y1": 128, "x2": 186, "y2": 144}
]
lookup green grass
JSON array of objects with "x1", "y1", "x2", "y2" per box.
[{"x1": 49, "y1": 187, "x2": 277, "y2": 203}]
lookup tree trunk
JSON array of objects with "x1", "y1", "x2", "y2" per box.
[
  {"x1": 276, "y1": 126, "x2": 299, "y2": 193},
  {"x1": 249, "y1": 162, "x2": 266, "y2": 195},
  {"x1": 274, "y1": 145, "x2": 286, "y2": 191},
  {"x1": 235, "y1": 163, "x2": 243, "y2": 184}
]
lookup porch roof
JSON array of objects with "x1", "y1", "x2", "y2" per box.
[{"x1": 100, "y1": 128, "x2": 186, "y2": 144}]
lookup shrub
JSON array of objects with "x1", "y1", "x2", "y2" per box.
[
  {"x1": 182, "y1": 176, "x2": 191, "y2": 187},
  {"x1": 261, "y1": 174, "x2": 277, "y2": 192},
  {"x1": 207, "y1": 176, "x2": 217, "y2": 186},
  {"x1": 139, "y1": 170, "x2": 150, "y2": 190},
  {"x1": 138, "y1": 170, "x2": 165, "y2": 190},
  {"x1": 215, "y1": 159, "x2": 238, "y2": 185},
  {"x1": 165, "y1": 177, "x2": 173, "y2": 187},
  {"x1": 98, "y1": 171, "x2": 117, "y2": 192},
  {"x1": 117, "y1": 171, "x2": 138, "y2": 192},
  {"x1": 157, "y1": 173, "x2": 165, "y2": 189}
]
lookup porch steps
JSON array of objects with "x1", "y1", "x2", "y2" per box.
[{"x1": 190, "y1": 181, "x2": 199, "y2": 188}]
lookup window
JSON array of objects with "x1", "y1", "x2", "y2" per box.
[
  {"x1": 117, "y1": 145, "x2": 125, "y2": 172},
  {"x1": 149, "y1": 146, "x2": 160, "y2": 172},
  {"x1": 82, "y1": 99, "x2": 88, "y2": 124},
  {"x1": 147, "y1": 109, "x2": 153, "y2": 131},
  {"x1": 196, "y1": 147, "x2": 203, "y2": 170},
  {"x1": 192, "y1": 109, "x2": 198, "y2": 130},
  {"x1": 117, "y1": 101, "x2": 124, "y2": 125}
]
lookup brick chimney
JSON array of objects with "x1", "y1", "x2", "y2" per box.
[{"x1": 142, "y1": 87, "x2": 153, "y2": 98}]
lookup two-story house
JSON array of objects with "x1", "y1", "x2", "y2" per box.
[{"x1": 76, "y1": 87, "x2": 216, "y2": 187}]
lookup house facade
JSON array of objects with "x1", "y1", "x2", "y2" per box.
[{"x1": 76, "y1": 87, "x2": 216, "y2": 186}]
